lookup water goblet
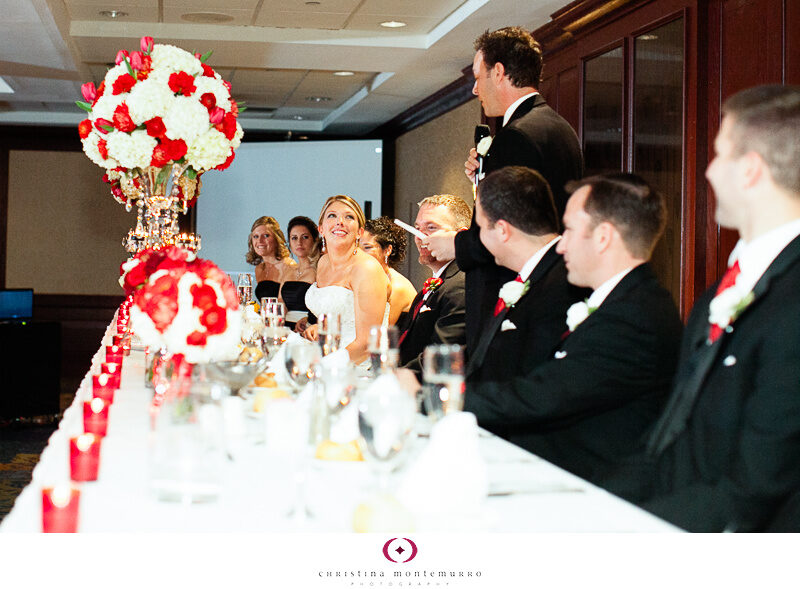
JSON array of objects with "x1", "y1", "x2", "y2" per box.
[
  {"x1": 367, "y1": 325, "x2": 400, "y2": 374},
  {"x1": 422, "y1": 344, "x2": 465, "y2": 420},
  {"x1": 284, "y1": 340, "x2": 322, "y2": 393},
  {"x1": 266, "y1": 301, "x2": 286, "y2": 328},
  {"x1": 317, "y1": 313, "x2": 342, "y2": 357},
  {"x1": 261, "y1": 325, "x2": 290, "y2": 360}
]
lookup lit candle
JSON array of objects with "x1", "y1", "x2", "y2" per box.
[
  {"x1": 83, "y1": 398, "x2": 109, "y2": 436},
  {"x1": 41, "y1": 485, "x2": 80, "y2": 533},
  {"x1": 92, "y1": 373, "x2": 115, "y2": 403},
  {"x1": 100, "y1": 362, "x2": 122, "y2": 389},
  {"x1": 106, "y1": 345, "x2": 124, "y2": 364},
  {"x1": 69, "y1": 434, "x2": 101, "y2": 482}
]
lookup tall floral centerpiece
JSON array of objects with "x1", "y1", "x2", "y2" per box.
[{"x1": 77, "y1": 36, "x2": 243, "y2": 253}]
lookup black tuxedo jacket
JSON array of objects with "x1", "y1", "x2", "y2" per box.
[
  {"x1": 398, "y1": 260, "x2": 466, "y2": 377},
  {"x1": 603, "y1": 234, "x2": 800, "y2": 532},
  {"x1": 455, "y1": 95, "x2": 584, "y2": 353},
  {"x1": 466, "y1": 245, "x2": 589, "y2": 383},
  {"x1": 463, "y1": 263, "x2": 682, "y2": 483}
]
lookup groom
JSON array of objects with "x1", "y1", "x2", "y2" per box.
[
  {"x1": 463, "y1": 172, "x2": 683, "y2": 483},
  {"x1": 601, "y1": 85, "x2": 800, "y2": 532}
]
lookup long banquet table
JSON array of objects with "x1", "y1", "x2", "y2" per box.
[{"x1": 0, "y1": 319, "x2": 679, "y2": 533}]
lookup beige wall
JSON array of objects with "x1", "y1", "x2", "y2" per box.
[
  {"x1": 6, "y1": 150, "x2": 135, "y2": 295},
  {"x1": 393, "y1": 98, "x2": 481, "y2": 287}
]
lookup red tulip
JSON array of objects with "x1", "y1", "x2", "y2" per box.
[
  {"x1": 115, "y1": 50, "x2": 129, "y2": 66},
  {"x1": 81, "y1": 82, "x2": 97, "y2": 103},
  {"x1": 94, "y1": 118, "x2": 113, "y2": 134},
  {"x1": 129, "y1": 51, "x2": 143, "y2": 70},
  {"x1": 140, "y1": 36, "x2": 154, "y2": 54}
]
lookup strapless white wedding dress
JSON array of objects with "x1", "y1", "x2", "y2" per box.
[{"x1": 305, "y1": 283, "x2": 389, "y2": 356}]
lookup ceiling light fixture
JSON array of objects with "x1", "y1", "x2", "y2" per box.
[
  {"x1": 380, "y1": 21, "x2": 407, "y2": 28},
  {"x1": 99, "y1": 10, "x2": 128, "y2": 18},
  {"x1": 334, "y1": 71, "x2": 354, "y2": 77},
  {"x1": 305, "y1": 96, "x2": 331, "y2": 102},
  {"x1": 305, "y1": 1, "x2": 321, "y2": 4},
  {"x1": 292, "y1": 115, "x2": 305, "y2": 120}
]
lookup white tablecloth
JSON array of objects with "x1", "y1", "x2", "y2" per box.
[{"x1": 0, "y1": 320, "x2": 679, "y2": 533}]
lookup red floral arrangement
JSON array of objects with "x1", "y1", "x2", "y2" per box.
[{"x1": 125, "y1": 246, "x2": 242, "y2": 363}]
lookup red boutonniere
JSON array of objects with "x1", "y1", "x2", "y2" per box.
[{"x1": 423, "y1": 277, "x2": 443, "y2": 295}]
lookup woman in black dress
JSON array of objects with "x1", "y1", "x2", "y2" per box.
[
  {"x1": 245, "y1": 216, "x2": 295, "y2": 302},
  {"x1": 282, "y1": 216, "x2": 320, "y2": 330}
]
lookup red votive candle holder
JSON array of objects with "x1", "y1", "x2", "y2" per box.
[
  {"x1": 100, "y1": 362, "x2": 122, "y2": 388},
  {"x1": 83, "y1": 398, "x2": 109, "y2": 436},
  {"x1": 42, "y1": 485, "x2": 80, "y2": 533},
  {"x1": 112, "y1": 334, "x2": 131, "y2": 356},
  {"x1": 69, "y1": 434, "x2": 101, "y2": 482},
  {"x1": 91, "y1": 374, "x2": 116, "y2": 403},
  {"x1": 106, "y1": 345, "x2": 124, "y2": 364}
]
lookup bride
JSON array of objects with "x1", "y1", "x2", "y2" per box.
[{"x1": 303, "y1": 195, "x2": 390, "y2": 364}]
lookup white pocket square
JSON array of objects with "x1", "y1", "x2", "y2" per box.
[
  {"x1": 500, "y1": 319, "x2": 516, "y2": 332},
  {"x1": 554, "y1": 350, "x2": 567, "y2": 359},
  {"x1": 419, "y1": 305, "x2": 432, "y2": 313}
]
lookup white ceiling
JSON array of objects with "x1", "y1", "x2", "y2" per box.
[{"x1": 0, "y1": 0, "x2": 566, "y2": 135}]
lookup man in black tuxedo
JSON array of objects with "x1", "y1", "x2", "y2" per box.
[
  {"x1": 397, "y1": 194, "x2": 471, "y2": 377},
  {"x1": 466, "y1": 166, "x2": 589, "y2": 384},
  {"x1": 424, "y1": 27, "x2": 584, "y2": 354},
  {"x1": 602, "y1": 85, "x2": 800, "y2": 532},
  {"x1": 463, "y1": 173, "x2": 683, "y2": 484}
]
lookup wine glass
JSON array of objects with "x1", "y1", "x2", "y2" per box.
[
  {"x1": 261, "y1": 325, "x2": 290, "y2": 361},
  {"x1": 284, "y1": 340, "x2": 321, "y2": 393},
  {"x1": 357, "y1": 376, "x2": 417, "y2": 491},
  {"x1": 317, "y1": 313, "x2": 341, "y2": 357},
  {"x1": 422, "y1": 344, "x2": 465, "y2": 420},
  {"x1": 237, "y1": 273, "x2": 253, "y2": 305},
  {"x1": 266, "y1": 301, "x2": 286, "y2": 328},
  {"x1": 367, "y1": 325, "x2": 400, "y2": 374}
]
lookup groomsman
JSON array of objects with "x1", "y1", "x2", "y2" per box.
[
  {"x1": 463, "y1": 172, "x2": 683, "y2": 483},
  {"x1": 398, "y1": 194, "x2": 471, "y2": 376},
  {"x1": 466, "y1": 166, "x2": 589, "y2": 383},
  {"x1": 602, "y1": 85, "x2": 800, "y2": 532}
]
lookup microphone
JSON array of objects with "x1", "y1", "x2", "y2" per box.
[{"x1": 474, "y1": 124, "x2": 491, "y2": 185}]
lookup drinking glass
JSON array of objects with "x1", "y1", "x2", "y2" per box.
[
  {"x1": 357, "y1": 377, "x2": 417, "y2": 490},
  {"x1": 262, "y1": 325, "x2": 290, "y2": 360},
  {"x1": 237, "y1": 273, "x2": 253, "y2": 305},
  {"x1": 317, "y1": 313, "x2": 342, "y2": 357},
  {"x1": 367, "y1": 325, "x2": 400, "y2": 374},
  {"x1": 260, "y1": 297, "x2": 278, "y2": 320},
  {"x1": 284, "y1": 340, "x2": 322, "y2": 393},
  {"x1": 266, "y1": 301, "x2": 286, "y2": 328},
  {"x1": 422, "y1": 344, "x2": 465, "y2": 419}
]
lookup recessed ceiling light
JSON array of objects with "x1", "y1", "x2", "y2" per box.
[
  {"x1": 380, "y1": 21, "x2": 407, "y2": 28},
  {"x1": 99, "y1": 10, "x2": 128, "y2": 18},
  {"x1": 292, "y1": 115, "x2": 305, "y2": 120},
  {"x1": 334, "y1": 71, "x2": 354, "y2": 77},
  {"x1": 181, "y1": 12, "x2": 234, "y2": 23},
  {"x1": 305, "y1": 1, "x2": 321, "y2": 4},
  {"x1": 305, "y1": 96, "x2": 331, "y2": 102}
]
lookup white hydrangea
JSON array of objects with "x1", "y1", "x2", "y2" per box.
[
  {"x1": 106, "y1": 129, "x2": 157, "y2": 169},
  {"x1": 186, "y1": 128, "x2": 231, "y2": 171},
  {"x1": 163, "y1": 96, "x2": 210, "y2": 143},
  {"x1": 90, "y1": 91, "x2": 126, "y2": 122},
  {"x1": 150, "y1": 44, "x2": 202, "y2": 77},
  {"x1": 193, "y1": 76, "x2": 231, "y2": 111},
  {"x1": 231, "y1": 122, "x2": 244, "y2": 149},
  {"x1": 82, "y1": 133, "x2": 119, "y2": 169},
  {"x1": 127, "y1": 76, "x2": 174, "y2": 124}
]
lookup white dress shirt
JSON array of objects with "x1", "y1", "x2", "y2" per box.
[
  {"x1": 586, "y1": 266, "x2": 635, "y2": 310},
  {"x1": 518, "y1": 236, "x2": 561, "y2": 282},
  {"x1": 725, "y1": 218, "x2": 800, "y2": 294},
  {"x1": 502, "y1": 92, "x2": 539, "y2": 127}
]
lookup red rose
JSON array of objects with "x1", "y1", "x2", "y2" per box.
[
  {"x1": 200, "y1": 92, "x2": 216, "y2": 111},
  {"x1": 78, "y1": 119, "x2": 93, "y2": 139},
  {"x1": 186, "y1": 330, "x2": 208, "y2": 347},
  {"x1": 141, "y1": 274, "x2": 180, "y2": 332},
  {"x1": 214, "y1": 150, "x2": 235, "y2": 171},
  {"x1": 165, "y1": 138, "x2": 187, "y2": 161},
  {"x1": 201, "y1": 63, "x2": 215, "y2": 78},
  {"x1": 112, "y1": 103, "x2": 136, "y2": 133},
  {"x1": 200, "y1": 305, "x2": 227, "y2": 335},
  {"x1": 220, "y1": 112, "x2": 237, "y2": 140},
  {"x1": 145, "y1": 117, "x2": 166, "y2": 138},
  {"x1": 123, "y1": 263, "x2": 148, "y2": 295},
  {"x1": 190, "y1": 283, "x2": 218, "y2": 311},
  {"x1": 112, "y1": 73, "x2": 136, "y2": 95},
  {"x1": 97, "y1": 138, "x2": 109, "y2": 159},
  {"x1": 168, "y1": 71, "x2": 196, "y2": 96}
]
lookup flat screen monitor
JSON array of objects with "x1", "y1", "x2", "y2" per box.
[{"x1": 0, "y1": 288, "x2": 33, "y2": 321}]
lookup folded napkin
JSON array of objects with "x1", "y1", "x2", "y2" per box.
[{"x1": 397, "y1": 412, "x2": 488, "y2": 517}]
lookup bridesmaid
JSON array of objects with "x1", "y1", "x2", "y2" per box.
[
  {"x1": 361, "y1": 216, "x2": 417, "y2": 325},
  {"x1": 245, "y1": 216, "x2": 295, "y2": 302},
  {"x1": 282, "y1": 216, "x2": 320, "y2": 330}
]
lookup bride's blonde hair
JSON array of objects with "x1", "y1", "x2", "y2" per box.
[{"x1": 318, "y1": 195, "x2": 366, "y2": 229}]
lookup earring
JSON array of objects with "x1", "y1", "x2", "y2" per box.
[
  {"x1": 354, "y1": 238, "x2": 359, "y2": 256},
  {"x1": 384, "y1": 253, "x2": 389, "y2": 264},
  {"x1": 321, "y1": 236, "x2": 326, "y2": 252}
]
